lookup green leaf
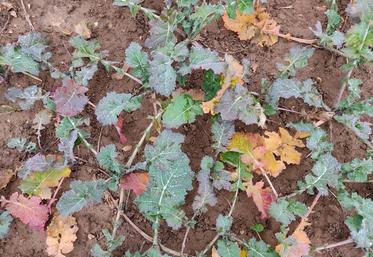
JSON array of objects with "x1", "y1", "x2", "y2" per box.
[
  {"x1": 162, "y1": 94, "x2": 203, "y2": 128},
  {"x1": 269, "y1": 199, "x2": 307, "y2": 226},
  {"x1": 91, "y1": 244, "x2": 110, "y2": 257},
  {"x1": 96, "y1": 92, "x2": 143, "y2": 125},
  {"x1": 211, "y1": 115, "x2": 235, "y2": 152},
  {"x1": 135, "y1": 130, "x2": 193, "y2": 229},
  {"x1": 216, "y1": 214, "x2": 233, "y2": 235},
  {"x1": 237, "y1": 0, "x2": 254, "y2": 14},
  {"x1": 245, "y1": 238, "x2": 279, "y2": 257},
  {"x1": 335, "y1": 114, "x2": 372, "y2": 142},
  {"x1": 56, "y1": 117, "x2": 89, "y2": 139},
  {"x1": 217, "y1": 239, "x2": 240, "y2": 257},
  {"x1": 276, "y1": 47, "x2": 314, "y2": 78},
  {"x1": 189, "y1": 4, "x2": 224, "y2": 38},
  {"x1": 5, "y1": 85, "x2": 44, "y2": 110},
  {"x1": 250, "y1": 223, "x2": 264, "y2": 233},
  {"x1": 149, "y1": 53, "x2": 176, "y2": 96},
  {"x1": 74, "y1": 64, "x2": 98, "y2": 86},
  {"x1": 56, "y1": 179, "x2": 107, "y2": 216},
  {"x1": 325, "y1": 9, "x2": 341, "y2": 34},
  {"x1": 69, "y1": 36, "x2": 105, "y2": 66},
  {"x1": 342, "y1": 193, "x2": 373, "y2": 249},
  {"x1": 266, "y1": 79, "x2": 326, "y2": 109},
  {"x1": 7, "y1": 137, "x2": 36, "y2": 153},
  {"x1": 202, "y1": 69, "x2": 221, "y2": 101},
  {"x1": 192, "y1": 156, "x2": 217, "y2": 213},
  {"x1": 0, "y1": 211, "x2": 13, "y2": 239},
  {"x1": 343, "y1": 19, "x2": 373, "y2": 63},
  {"x1": 0, "y1": 45, "x2": 40, "y2": 75},
  {"x1": 181, "y1": 43, "x2": 225, "y2": 75},
  {"x1": 58, "y1": 129, "x2": 78, "y2": 164},
  {"x1": 18, "y1": 32, "x2": 50, "y2": 62},
  {"x1": 216, "y1": 84, "x2": 266, "y2": 126},
  {"x1": 158, "y1": 41, "x2": 189, "y2": 62},
  {"x1": 145, "y1": 18, "x2": 177, "y2": 50},
  {"x1": 97, "y1": 144, "x2": 123, "y2": 176},
  {"x1": 125, "y1": 42, "x2": 150, "y2": 83},
  {"x1": 298, "y1": 153, "x2": 341, "y2": 195},
  {"x1": 288, "y1": 122, "x2": 333, "y2": 160},
  {"x1": 342, "y1": 158, "x2": 373, "y2": 182}
]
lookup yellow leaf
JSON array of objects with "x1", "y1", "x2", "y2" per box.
[
  {"x1": 46, "y1": 215, "x2": 78, "y2": 257},
  {"x1": 222, "y1": 7, "x2": 280, "y2": 47},
  {"x1": 201, "y1": 55, "x2": 243, "y2": 114},
  {"x1": 264, "y1": 128, "x2": 305, "y2": 166},
  {"x1": 228, "y1": 132, "x2": 263, "y2": 154},
  {"x1": 212, "y1": 246, "x2": 220, "y2": 257},
  {"x1": 20, "y1": 167, "x2": 71, "y2": 199},
  {"x1": 240, "y1": 249, "x2": 248, "y2": 257}
]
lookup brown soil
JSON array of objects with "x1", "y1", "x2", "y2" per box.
[{"x1": 0, "y1": 0, "x2": 372, "y2": 257}]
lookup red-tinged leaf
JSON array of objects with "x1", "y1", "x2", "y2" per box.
[
  {"x1": 245, "y1": 180, "x2": 275, "y2": 219},
  {"x1": 114, "y1": 116, "x2": 128, "y2": 144},
  {"x1": 120, "y1": 172, "x2": 149, "y2": 195},
  {"x1": 53, "y1": 79, "x2": 88, "y2": 116},
  {"x1": 5, "y1": 192, "x2": 49, "y2": 230}
]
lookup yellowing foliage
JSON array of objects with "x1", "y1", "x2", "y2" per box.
[
  {"x1": 223, "y1": 7, "x2": 280, "y2": 47},
  {"x1": 228, "y1": 128, "x2": 306, "y2": 177},
  {"x1": 46, "y1": 215, "x2": 78, "y2": 257},
  {"x1": 264, "y1": 127, "x2": 305, "y2": 165},
  {"x1": 202, "y1": 55, "x2": 244, "y2": 114}
]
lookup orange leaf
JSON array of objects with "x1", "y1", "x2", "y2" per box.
[
  {"x1": 264, "y1": 128, "x2": 305, "y2": 166},
  {"x1": 222, "y1": 8, "x2": 279, "y2": 47},
  {"x1": 212, "y1": 246, "x2": 220, "y2": 257},
  {"x1": 120, "y1": 172, "x2": 149, "y2": 195},
  {"x1": 245, "y1": 180, "x2": 276, "y2": 219},
  {"x1": 275, "y1": 221, "x2": 311, "y2": 257}
]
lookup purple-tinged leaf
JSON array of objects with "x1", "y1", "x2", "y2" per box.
[
  {"x1": 53, "y1": 79, "x2": 88, "y2": 116},
  {"x1": 58, "y1": 130, "x2": 78, "y2": 164}
]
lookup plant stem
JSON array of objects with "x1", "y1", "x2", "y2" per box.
[
  {"x1": 111, "y1": 112, "x2": 162, "y2": 240},
  {"x1": 334, "y1": 66, "x2": 355, "y2": 108},
  {"x1": 199, "y1": 161, "x2": 243, "y2": 256},
  {"x1": 66, "y1": 117, "x2": 98, "y2": 156},
  {"x1": 343, "y1": 179, "x2": 373, "y2": 183},
  {"x1": 262, "y1": 173, "x2": 279, "y2": 198},
  {"x1": 111, "y1": 187, "x2": 125, "y2": 238},
  {"x1": 121, "y1": 213, "x2": 186, "y2": 256},
  {"x1": 180, "y1": 213, "x2": 198, "y2": 255},
  {"x1": 278, "y1": 107, "x2": 304, "y2": 115},
  {"x1": 21, "y1": 71, "x2": 42, "y2": 82},
  {"x1": 314, "y1": 238, "x2": 354, "y2": 252}
]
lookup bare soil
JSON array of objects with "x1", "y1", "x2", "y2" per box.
[{"x1": 0, "y1": 0, "x2": 372, "y2": 256}]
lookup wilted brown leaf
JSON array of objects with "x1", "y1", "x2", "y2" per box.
[
  {"x1": 74, "y1": 20, "x2": 91, "y2": 39},
  {"x1": 0, "y1": 169, "x2": 15, "y2": 189},
  {"x1": 46, "y1": 215, "x2": 78, "y2": 257}
]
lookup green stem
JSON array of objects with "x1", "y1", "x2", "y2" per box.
[
  {"x1": 66, "y1": 117, "x2": 97, "y2": 155},
  {"x1": 199, "y1": 161, "x2": 243, "y2": 255},
  {"x1": 112, "y1": 111, "x2": 162, "y2": 240}
]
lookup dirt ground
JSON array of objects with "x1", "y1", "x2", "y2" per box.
[{"x1": 0, "y1": 0, "x2": 372, "y2": 256}]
